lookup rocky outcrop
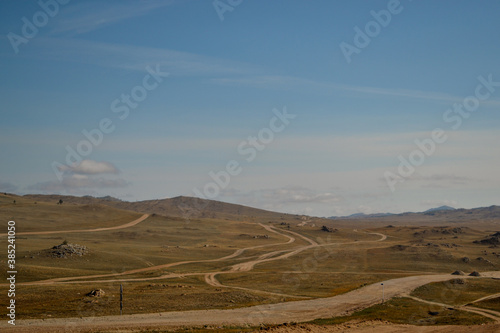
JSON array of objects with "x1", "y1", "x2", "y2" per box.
[{"x1": 49, "y1": 243, "x2": 88, "y2": 258}]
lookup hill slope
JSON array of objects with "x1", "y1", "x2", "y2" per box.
[
  {"x1": 22, "y1": 194, "x2": 297, "y2": 222},
  {"x1": 424, "y1": 205, "x2": 456, "y2": 213}
]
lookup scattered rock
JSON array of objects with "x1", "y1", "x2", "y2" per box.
[
  {"x1": 253, "y1": 235, "x2": 270, "y2": 239},
  {"x1": 473, "y1": 232, "x2": 500, "y2": 246},
  {"x1": 321, "y1": 226, "x2": 338, "y2": 233},
  {"x1": 48, "y1": 243, "x2": 88, "y2": 258},
  {"x1": 392, "y1": 245, "x2": 410, "y2": 251},
  {"x1": 440, "y1": 243, "x2": 461, "y2": 248},
  {"x1": 86, "y1": 289, "x2": 105, "y2": 297},
  {"x1": 475, "y1": 257, "x2": 494, "y2": 265},
  {"x1": 414, "y1": 227, "x2": 465, "y2": 237},
  {"x1": 450, "y1": 278, "x2": 466, "y2": 284},
  {"x1": 451, "y1": 270, "x2": 465, "y2": 276},
  {"x1": 469, "y1": 271, "x2": 481, "y2": 277},
  {"x1": 461, "y1": 257, "x2": 470, "y2": 263}
]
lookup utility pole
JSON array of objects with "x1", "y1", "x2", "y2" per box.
[{"x1": 120, "y1": 284, "x2": 123, "y2": 315}]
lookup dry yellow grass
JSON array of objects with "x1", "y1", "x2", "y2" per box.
[{"x1": 1, "y1": 193, "x2": 499, "y2": 328}]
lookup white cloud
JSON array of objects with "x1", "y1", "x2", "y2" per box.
[
  {"x1": 28, "y1": 174, "x2": 128, "y2": 193},
  {"x1": 218, "y1": 186, "x2": 345, "y2": 216},
  {"x1": 28, "y1": 160, "x2": 127, "y2": 195},
  {"x1": 59, "y1": 160, "x2": 119, "y2": 175},
  {"x1": 222, "y1": 186, "x2": 344, "y2": 205},
  {"x1": 420, "y1": 200, "x2": 458, "y2": 208},
  {"x1": 410, "y1": 174, "x2": 474, "y2": 184}
]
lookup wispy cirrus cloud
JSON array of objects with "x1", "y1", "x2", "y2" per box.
[
  {"x1": 412, "y1": 174, "x2": 473, "y2": 184},
  {"x1": 29, "y1": 37, "x2": 258, "y2": 76},
  {"x1": 211, "y1": 75, "x2": 500, "y2": 106},
  {"x1": 50, "y1": 0, "x2": 176, "y2": 35},
  {"x1": 421, "y1": 199, "x2": 458, "y2": 208},
  {"x1": 220, "y1": 186, "x2": 344, "y2": 215}
]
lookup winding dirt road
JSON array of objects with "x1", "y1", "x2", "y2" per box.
[
  {"x1": 15, "y1": 214, "x2": 150, "y2": 236},
  {"x1": 5, "y1": 215, "x2": 499, "y2": 332},
  {"x1": 17, "y1": 222, "x2": 299, "y2": 286},
  {"x1": 6, "y1": 271, "x2": 500, "y2": 333}
]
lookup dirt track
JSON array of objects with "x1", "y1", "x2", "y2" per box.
[
  {"x1": 16, "y1": 214, "x2": 150, "y2": 235},
  {"x1": 17, "y1": 222, "x2": 298, "y2": 286},
  {"x1": 4, "y1": 271, "x2": 500, "y2": 332},
  {"x1": 256, "y1": 321, "x2": 500, "y2": 333},
  {"x1": 4, "y1": 216, "x2": 500, "y2": 332},
  {"x1": 406, "y1": 295, "x2": 500, "y2": 322}
]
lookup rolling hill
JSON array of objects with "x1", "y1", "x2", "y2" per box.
[
  {"x1": 21, "y1": 194, "x2": 298, "y2": 222},
  {"x1": 18, "y1": 193, "x2": 500, "y2": 230}
]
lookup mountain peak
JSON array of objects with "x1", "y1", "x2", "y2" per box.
[{"x1": 424, "y1": 205, "x2": 456, "y2": 213}]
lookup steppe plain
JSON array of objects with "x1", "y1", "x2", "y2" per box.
[{"x1": 1, "y1": 193, "x2": 499, "y2": 332}]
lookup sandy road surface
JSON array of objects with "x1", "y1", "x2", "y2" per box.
[{"x1": 5, "y1": 272, "x2": 500, "y2": 332}]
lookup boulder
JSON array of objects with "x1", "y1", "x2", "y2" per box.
[
  {"x1": 321, "y1": 226, "x2": 338, "y2": 233},
  {"x1": 86, "y1": 289, "x2": 105, "y2": 297},
  {"x1": 48, "y1": 243, "x2": 88, "y2": 258}
]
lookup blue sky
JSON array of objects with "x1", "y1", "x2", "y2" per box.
[{"x1": 1, "y1": 0, "x2": 499, "y2": 216}]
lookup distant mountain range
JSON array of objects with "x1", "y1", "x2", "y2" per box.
[
  {"x1": 329, "y1": 204, "x2": 500, "y2": 221},
  {"x1": 330, "y1": 212, "x2": 396, "y2": 219},
  {"x1": 423, "y1": 205, "x2": 456, "y2": 213},
  {"x1": 328, "y1": 205, "x2": 481, "y2": 219}
]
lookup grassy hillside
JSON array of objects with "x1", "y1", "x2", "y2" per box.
[
  {"x1": 23, "y1": 194, "x2": 306, "y2": 223},
  {"x1": 0, "y1": 193, "x2": 142, "y2": 232}
]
